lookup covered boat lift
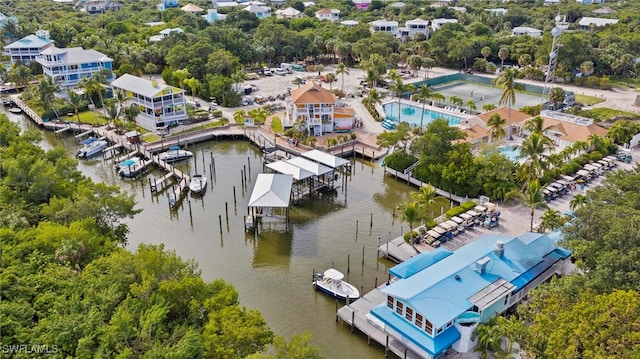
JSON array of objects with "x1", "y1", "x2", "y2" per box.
[
  {"x1": 266, "y1": 160, "x2": 314, "y2": 203},
  {"x1": 246, "y1": 174, "x2": 293, "y2": 232}
]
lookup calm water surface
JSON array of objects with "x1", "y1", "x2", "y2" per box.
[{"x1": 6, "y1": 108, "x2": 416, "y2": 358}]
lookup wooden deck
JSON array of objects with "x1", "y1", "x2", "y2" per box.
[{"x1": 337, "y1": 284, "x2": 423, "y2": 359}]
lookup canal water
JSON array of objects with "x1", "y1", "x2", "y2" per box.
[{"x1": 5, "y1": 108, "x2": 417, "y2": 358}]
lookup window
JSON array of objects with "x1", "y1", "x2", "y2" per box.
[
  {"x1": 396, "y1": 301, "x2": 403, "y2": 316},
  {"x1": 425, "y1": 320, "x2": 433, "y2": 335},
  {"x1": 386, "y1": 296, "x2": 393, "y2": 309},
  {"x1": 405, "y1": 307, "x2": 413, "y2": 322},
  {"x1": 437, "y1": 327, "x2": 444, "y2": 335},
  {"x1": 415, "y1": 313, "x2": 423, "y2": 329}
]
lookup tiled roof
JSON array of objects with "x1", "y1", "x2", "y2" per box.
[{"x1": 476, "y1": 107, "x2": 532, "y2": 125}]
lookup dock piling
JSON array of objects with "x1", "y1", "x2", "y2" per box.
[
  {"x1": 233, "y1": 186, "x2": 237, "y2": 204},
  {"x1": 225, "y1": 202, "x2": 228, "y2": 221},
  {"x1": 219, "y1": 215, "x2": 222, "y2": 233},
  {"x1": 347, "y1": 254, "x2": 350, "y2": 273}
]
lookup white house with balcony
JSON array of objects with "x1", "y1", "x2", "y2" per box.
[
  {"x1": 431, "y1": 18, "x2": 458, "y2": 31},
  {"x1": 398, "y1": 18, "x2": 430, "y2": 39},
  {"x1": 289, "y1": 82, "x2": 355, "y2": 136},
  {"x1": 4, "y1": 31, "x2": 53, "y2": 65},
  {"x1": 36, "y1": 46, "x2": 114, "y2": 90},
  {"x1": 511, "y1": 26, "x2": 542, "y2": 38},
  {"x1": 110, "y1": 74, "x2": 188, "y2": 131},
  {"x1": 315, "y1": 8, "x2": 340, "y2": 22},
  {"x1": 369, "y1": 19, "x2": 399, "y2": 35}
]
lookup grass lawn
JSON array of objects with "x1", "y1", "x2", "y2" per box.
[
  {"x1": 142, "y1": 134, "x2": 162, "y2": 143},
  {"x1": 575, "y1": 94, "x2": 604, "y2": 106},
  {"x1": 583, "y1": 107, "x2": 640, "y2": 121}
]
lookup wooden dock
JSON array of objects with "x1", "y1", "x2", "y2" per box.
[{"x1": 337, "y1": 284, "x2": 422, "y2": 359}]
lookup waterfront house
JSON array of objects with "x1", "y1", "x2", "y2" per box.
[
  {"x1": 149, "y1": 27, "x2": 184, "y2": 42},
  {"x1": 578, "y1": 17, "x2": 618, "y2": 30},
  {"x1": 288, "y1": 82, "x2": 355, "y2": 136},
  {"x1": 157, "y1": 0, "x2": 179, "y2": 10},
  {"x1": 36, "y1": 46, "x2": 114, "y2": 90},
  {"x1": 576, "y1": 0, "x2": 605, "y2": 4},
  {"x1": 315, "y1": 8, "x2": 340, "y2": 22},
  {"x1": 4, "y1": 31, "x2": 53, "y2": 65},
  {"x1": 110, "y1": 74, "x2": 188, "y2": 131},
  {"x1": 244, "y1": 4, "x2": 271, "y2": 18},
  {"x1": 511, "y1": 26, "x2": 542, "y2": 38},
  {"x1": 369, "y1": 19, "x2": 399, "y2": 36},
  {"x1": 398, "y1": 19, "x2": 430, "y2": 39},
  {"x1": 431, "y1": 18, "x2": 458, "y2": 31},
  {"x1": 370, "y1": 232, "x2": 571, "y2": 358},
  {"x1": 203, "y1": 9, "x2": 227, "y2": 22},
  {"x1": 275, "y1": 7, "x2": 303, "y2": 19},
  {"x1": 485, "y1": 8, "x2": 508, "y2": 16}
]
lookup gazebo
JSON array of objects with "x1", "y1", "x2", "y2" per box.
[{"x1": 246, "y1": 174, "x2": 293, "y2": 232}]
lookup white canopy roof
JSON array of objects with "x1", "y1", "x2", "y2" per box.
[
  {"x1": 301, "y1": 149, "x2": 350, "y2": 169},
  {"x1": 286, "y1": 157, "x2": 332, "y2": 176},
  {"x1": 427, "y1": 229, "x2": 442, "y2": 239},
  {"x1": 248, "y1": 174, "x2": 293, "y2": 208},
  {"x1": 266, "y1": 160, "x2": 314, "y2": 180},
  {"x1": 323, "y1": 268, "x2": 344, "y2": 280}
]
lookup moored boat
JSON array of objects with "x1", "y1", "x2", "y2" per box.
[
  {"x1": 117, "y1": 158, "x2": 147, "y2": 178},
  {"x1": 8, "y1": 107, "x2": 22, "y2": 114},
  {"x1": 189, "y1": 174, "x2": 207, "y2": 194},
  {"x1": 313, "y1": 269, "x2": 360, "y2": 301},
  {"x1": 158, "y1": 146, "x2": 193, "y2": 163},
  {"x1": 76, "y1": 139, "x2": 108, "y2": 158}
]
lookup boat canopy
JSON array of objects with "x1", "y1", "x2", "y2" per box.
[{"x1": 323, "y1": 269, "x2": 344, "y2": 281}]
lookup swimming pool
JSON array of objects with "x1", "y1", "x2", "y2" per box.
[
  {"x1": 498, "y1": 145, "x2": 522, "y2": 162},
  {"x1": 383, "y1": 102, "x2": 463, "y2": 128}
]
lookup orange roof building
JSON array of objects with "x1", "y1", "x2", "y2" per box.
[
  {"x1": 289, "y1": 82, "x2": 354, "y2": 135},
  {"x1": 537, "y1": 110, "x2": 608, "y2": 149}
]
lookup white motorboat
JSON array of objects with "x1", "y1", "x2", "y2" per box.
[
  {"x1": 76, "y1": 139, "x2": 108, "y2": 158},
  {"x1": 189, "y1": 174, "x2": 207, "y2": 194},
  {"x1": 158, "y1": 146, "x2": 193, "y2": 163},
  {"x1": 117, "y1": 158, "x2": 146, "y2": 178},
  {"x1": 313, "y1": 269, "x2": 360, "y2": 301}
]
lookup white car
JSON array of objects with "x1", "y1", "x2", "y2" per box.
[
  {"x1": 263, "y1": 68, "x2": 273, "y2": 76},
  {"x1": 274, "y1": 68, "x2": 287, "y2": 76}
]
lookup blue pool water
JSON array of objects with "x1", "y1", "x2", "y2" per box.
[
  {"x1": 498, "y1": 145, "x2": 522, "y2": 162},
  {"x1": 383, "y1": 102, "x2": 463, "y2": 127}
]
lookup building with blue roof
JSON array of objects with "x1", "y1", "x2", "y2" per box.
[
  {"x1": 4, "y1": 32, "x2": 54, "y2": 65},
  {"x1": 370, "y1": 231, "x2": 571, "y2": 358}
]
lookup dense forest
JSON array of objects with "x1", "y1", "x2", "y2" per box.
[
  {"x1": 2, "y1": 0, "x2": 640, "y2": 108},
  {"x1": 0, "y1": 115, "x2": 323, "y2": 358}
]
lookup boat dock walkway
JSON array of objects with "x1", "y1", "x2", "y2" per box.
[{"x1": 337, "y1": 284, "x2": 422, "y2": 359}]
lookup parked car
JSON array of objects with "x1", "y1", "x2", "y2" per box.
[
  {"x1": 263, "y1": 67, "x2": 273, "y2": 76},
  {"x1": 274, "y1": 68, "x2": 287, "y2": 76}
]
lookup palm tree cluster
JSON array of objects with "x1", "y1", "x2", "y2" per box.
[{"x1": 397, "y1": 185, "x2": 439, "y2": 242}]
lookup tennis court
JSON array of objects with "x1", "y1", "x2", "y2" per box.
[{"x1": 412, "y1": 73, "x2": 547, "y2": 110}]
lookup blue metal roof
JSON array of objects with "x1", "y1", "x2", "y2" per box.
[
  {"x1": 371, "y1": 304, "x2": 460, "y2": 356},
  {"x1": 381, "y1": 232, "x2": 569, "y2": 328},
  {"x1": 511, "y1": 248, "x2": 571, "y2": 291},
  {"x1": 390, "y1": 247, "x2": 453, "y2": 279},
  {"x1": 5, "y1": 34, "x2": 53, "y2": 49}
]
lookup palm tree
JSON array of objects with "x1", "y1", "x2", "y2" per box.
[
  {"x1": 549, "y1": 87, "x2": 566, "y2": 109},
  {"x1": 233, "y1": 110, "x2": 247, "y2": 125},
  {"x1": 487, "y1": 113, "x2": 506, "y2": 143},
  {"x1": 397, "y1": 201, "x2": 426, "y2": 244},
  {"x1": 7, "y1": 63, "x2": 32, "y2": 89},
  {"x1": 37, "y1": 76, "x2": 60, "y2": 120},
  {"x1": 410, "y1": 185, "x2": 438, "y2": 218},
  {"x1": 336, "y1": 63, "x2": 349, "y2": 93},
  {"x1": 539, "y1": 209, "x2": 564, "y2": 233},
  {"x1": 414, "y1": 85, "x2": 433, "y2": 128},
  {"x1": 495, "y1": 68, "x2": 517, "y2": 140},
  {"x1": 466, "y1": 99, "x2": 477, "y2": 112},
  {"x1": 481, "y1": 46, "x2": 491, "y2": 61},
  {"x1": 506, "y1": 180, "x2": 548, "y2": 231},
  {"x1": 183, "y1": 77, "x2": 201, "y2": 102},
  {"x1": 172, "y1": 68, "x2": 191, "y2": 93},
  {"x1": 449, "y1": 95, "x2": 463, "y2": 107},
  {"x1": 518, "y1": 132, "x2": 552, "y2": 185},
  {"x1": 292, "y1": 76, "x2": 304, "y2": 88},
  {"x1": 80, "y1": 69, "x2": 111, "y2": 116},
  {"x1": 474, "y1": 321, "x2": 502, "y2": 359},
  {"x1": 123, "y1": 105, "x2": 141, "y2": 130},
  {"x1": 65, "y1": 90, "x2": 83, "y2": 124},
  {"x1": 570, "y1": 194, "x2": 589, "y2": 210},
  {"x1": 422, "y1": 57, "x2": 436, "y2": 79},
  {"x1": 498, "y1": 46, "x2": 509, "y2": 69},
  {"x1": 390, "y1": 78, "x2": 415, "y2": 123},
  {"x1": 524, "y1": 116, "x2": 551, "y2": 136},
  {"x1": 324, "y1": 72, "x2": 336, "y2": 91}
]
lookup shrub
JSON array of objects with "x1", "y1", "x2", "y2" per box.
[
  {"x1": 271, "y1": 116, "x2": 282, "y2": 133},
  {"x1": 403, "y1": 231, "x2": 419, "y2": 243},
  {"x1": 461, "y1": 201, "x2": 476, "y2": 211},
  {"x1": 418, "y1": 227, "x2": 426, "y2": 235},
  {"x1": 384, "y1": 151, "x2": 418, "y2": 172},
  {"x1": 445, "y1": 206, "x2": 465, "y2": 218},
  {"x1": 211, "y1": 110, "x2": 223, "y2": 118}
]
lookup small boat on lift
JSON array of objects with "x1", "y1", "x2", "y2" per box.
[
  {"x1": 158, "y1": 146, "x2": 193, "y2": 163},
  {"x1": 117, "y1": 158, "x2": 146, "y2": 178},
  {"x1": 189, "y1": 174, "x2": 207, "y2": 194},
  {"x1": 313, "y1": 268, "x2": 360, "y2": 301}
]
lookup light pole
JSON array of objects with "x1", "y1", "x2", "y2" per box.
[{"x1": 542, "y1": 17, "x2": 563, "y2": 104}]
